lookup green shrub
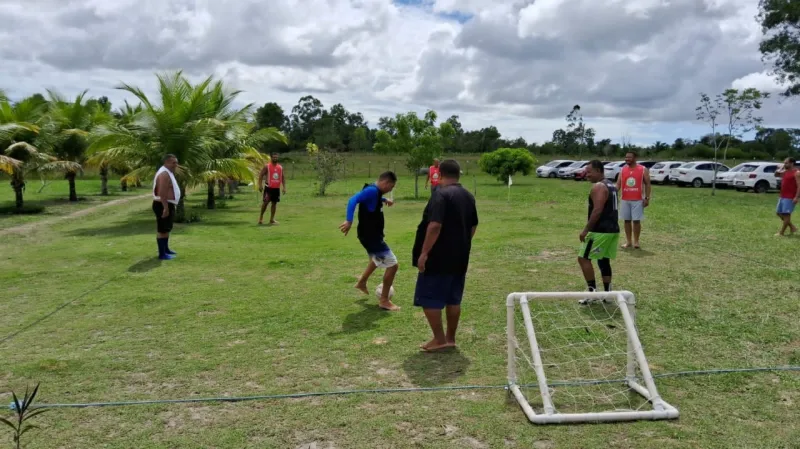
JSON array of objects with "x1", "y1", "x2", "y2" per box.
[{"x1": 478, "y1": 148, "x2": 536, "y2": 184}]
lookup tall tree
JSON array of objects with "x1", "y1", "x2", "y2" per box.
[
  {"x1": 373, "y1": 110, "x2": 454, "y2": 198},
  {"x1": 758, "y1": 0, "x2": 800, "y2": 97}
]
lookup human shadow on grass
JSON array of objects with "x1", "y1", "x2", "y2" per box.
[
  {"x1": 626, "y1": 248, "x2": 655, "y2": 258},
  {"x1": 67, "y1": 218, "x2": 154, "y2": 237},
  {"x1": 128, "y1": 257, "x2": 162, "y2": 273},
  {"x1": 402, "y1": 347, "x2": 470, "y2": 387},
  {"x1": 329, "y1": 298, "x2": 390, "y2": 336}
]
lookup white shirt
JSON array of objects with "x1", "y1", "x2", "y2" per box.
[{"x1": 152, "y1": 166, "x2": 181, "y2": 204}]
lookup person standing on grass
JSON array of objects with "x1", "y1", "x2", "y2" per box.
[
  {"x1": 413, "y1": 160, "x2": 478, "y2": 352},
  {"x1": 425, "y1": 158, "x2": 441, "y2": 193},
  {"x1": 617, "y1": 150, "x2": 650, "y2": 249},
  {"x1": 257, "y1": 152, "x2": 286, "y2": 225},
  {"x1": 775, "y1": 157, "x2": 799, "y2": 236},
  {"x1": 152, "y1": 154, "x2": 181, "y2": 260},
  {"x1": 339, "y1": 171, "x2": 401, "y2": 312},
  {"x1": 578, "y1": 160, "x2": 620, "y2": 304}
]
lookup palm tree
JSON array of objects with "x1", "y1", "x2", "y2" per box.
[
  {"x1": 88, "y1": 71, "x2": 287, "y2": 221},
  {"x1": 0, "y1": 142, "x2": 62, "y2": 210},
  {"x1": 36, "y1": 90, "x2": 112, "y2": 201}
]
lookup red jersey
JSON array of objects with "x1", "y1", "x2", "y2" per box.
[
  {"x1": 780, "y1": 168, "x2": 798, "y2": 199},
  {"x1": 266, "y1": 163, "x2": 283, "y2": 189},
  {"x1": 429, "y1": 165, "x2": 440, "y2": 186},
  {"x1": 620, "y1": 164, "x2": 645, "y2": 201}
]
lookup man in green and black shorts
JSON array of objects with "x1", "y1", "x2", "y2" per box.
[{"x1": 578, "y1": 160, "x2": 620, "y2": 304}]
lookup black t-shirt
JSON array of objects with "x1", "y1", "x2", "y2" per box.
[{"x1": 412, "y1": 183, "x2": 479, "y2": 275}]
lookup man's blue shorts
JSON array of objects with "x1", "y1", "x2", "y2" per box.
[
  {"x1": 777, "y1": 198, "x2": 796, "y2": 215},
  {"x1": 413, "y1": 272, "x2": 466, "y2": 310}
]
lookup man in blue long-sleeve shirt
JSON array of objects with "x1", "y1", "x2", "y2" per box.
[{"x1": 339, "y1": 171, "x2": 400, "y2": 311}]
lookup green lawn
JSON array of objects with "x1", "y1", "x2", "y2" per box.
[
  {"x1": 1, "y1": 169, "x2": 798, "y2": 448},
  {"x1": 0, "y1": 175, "x2": 144, "y2": 230}
]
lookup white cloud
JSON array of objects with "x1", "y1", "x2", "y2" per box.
[
  {"x1": 731, "y1": 71, "x2": 785, "y2": 94},
  {"x1": 0, "y1": 0, "x2": 795, "y2": 145}
]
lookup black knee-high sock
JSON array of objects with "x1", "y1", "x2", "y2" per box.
[
  {"x1": 586, "y1": 279, "x2": 597, "y2": 291},
  {"x1": 603, "y1": 281, "x2": 611, "y2": 292},
  {"x1": 157, "y1": 238, "x2": 166, "y2": 257}
]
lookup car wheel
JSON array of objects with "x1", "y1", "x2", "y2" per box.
[
  {"x1": 754, "y1": 181, "x2": 769, "y2": 194},
  {"x1": 692, "y1": 178, "x2": 703, "y2": 188},
  {"x1": 548, "y1": 172, "x2": 556, "y2": 178}
]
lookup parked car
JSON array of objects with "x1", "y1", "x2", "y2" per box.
[
  {"x1": 714, "y1": 163, "x2": 748, "y2": 188},
  {"x1": 557, "y1": 161, "x2": 589, "y2": 179},
  {"x1": 604, "y1": 161, "x2": 626, "y2": 181},
  {"x1": 669, "y1": 161, "x2": 730, "y2": 187},
  {"x1": 638, "y1": 161, "x2": 657, "y2": 170},
  {"x1": 649, "y1": 161, "x2": 685, "y2": 184},
  {"x1": 732, "y1": 162, "x2": 781, "y2": 193},
  {"x1": 574, "y1": 161, "x2": 610, "y2": 181},
  {"x1": 536, "y1": 160, "x2": 574, "y2": 178}
]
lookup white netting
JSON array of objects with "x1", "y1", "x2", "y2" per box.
[{"x1": 511, "y1": 297, "x2": 651, "y2": 415}]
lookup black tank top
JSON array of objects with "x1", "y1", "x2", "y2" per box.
[
  {"x1": 357, "y1": 183, "x2": 385, "y2": 244},
  {"x1": 589, "y1": 180, "x2": 620, "y2": 233}
]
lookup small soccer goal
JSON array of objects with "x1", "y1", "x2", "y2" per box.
[{"x1": 506, "y1": 290, "x2": 679, "y2": 424}]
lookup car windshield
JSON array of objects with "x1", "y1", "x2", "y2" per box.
[
  {"x1": 545, "y1": 161, "x2": 561, "y2": 167},
  {"x1": 681, "y1": 163, "x2": 696, "y2": 169},
  {"x1": 740, "y1": 165, "x2": 758, "y2": 173},
  {"x1": 730, "y1": 165, "x2": 746, "y2": 172},
  {"x1": 652, "y1": 163, "x2": 665, "y2": 169},
  {"x1": 568, "y1": 162, "x2": 584, "y2": 168}
]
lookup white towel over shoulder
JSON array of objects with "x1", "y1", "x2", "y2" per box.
[{"x1": 153, "y1": 166, "x2": 181, "y2": 204}]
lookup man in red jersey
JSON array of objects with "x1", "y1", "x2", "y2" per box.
[
  {"x1": 425, "y1": 158, "x2": 441, "y2": 193},
  {"x1": 774, "y1": 157, "x2": 799, "y2": 236},
  {"x1": 616, "y1": 151, "x2": 651, "y2": 249},
  {"x1": 258, "y1": 153, "x2": 286, "y2": 225}
]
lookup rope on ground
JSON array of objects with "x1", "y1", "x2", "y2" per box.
[{"x1": 13, "y1": 365, "x2": 800, "y2": 410}]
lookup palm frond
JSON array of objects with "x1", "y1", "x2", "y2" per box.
[
  {"x1": 38, "y1": 160, "x2": 83, "y2": 175},
  {"x1": 0, "y1": 154, "x2": 21, "y2": 174}
]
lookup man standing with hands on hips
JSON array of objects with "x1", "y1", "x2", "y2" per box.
[
  {"x1": 425, "y1": 158, "x2": 441, "y2": 193},
  {"x1": 413, "y1": 160, "x2": 479, "y2": 352},
  {"x1": 258, "y1": 152, "x2": 286, "y2": 225},
  {"x1": 617, "y1": 151, "x2": 650, "y2": 249}
]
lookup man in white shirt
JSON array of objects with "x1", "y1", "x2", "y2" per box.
[{"x1": 152, "y1": 154, "x2": 181, "y2": 260}]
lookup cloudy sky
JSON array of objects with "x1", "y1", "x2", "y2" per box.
[{"x1": 0, "y1": 0, "x2": 796, "y2": 145}]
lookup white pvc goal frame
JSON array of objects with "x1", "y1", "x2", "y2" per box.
[{"x1": 506, "y1": 290, "x2": 679, "y2": 424}]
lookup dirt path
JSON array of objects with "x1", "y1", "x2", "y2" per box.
[{"x1": 0, "y1": 194, "x2": 150, "y2": 237}]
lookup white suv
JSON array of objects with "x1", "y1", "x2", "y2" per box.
[
  {"x1": 649, "y1": 161, "x2": 685, "y2": 184},
  {"x1": 604, "y1": 161, "x2": 625, "y2": 181},
  {"x1": 669, "y1": 161, "x2": 730, "y2": 187},
  {"x1": 732, "y1": 162, "x2": 781, "y2": 193},
  {"x1": 536, "y1": 160, "x2": 574, "y2": 178}
]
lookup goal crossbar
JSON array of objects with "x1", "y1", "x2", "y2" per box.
[{"x1": 506, "y1": 290, "x2": 679, "y2": 424}]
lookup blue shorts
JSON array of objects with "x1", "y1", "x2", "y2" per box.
[
  {"x1": 413, "y1": 273, "x2": 466, "y2": 310},
  {"x1": 777, "y1": 198, "x2": 796, "y2": 215}
]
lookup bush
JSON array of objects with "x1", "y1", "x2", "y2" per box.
[
  {"x1": 689, "y1": 144, "x2": 715, "y2": 159},
  {"x1": 724, "y1": 147, "x2": 746, "y2": 159},
  {"x1": 478, "y1": 148, "x2": 536, "y2": 183},
  {"x1": 307, "y1": 143, "x2": 344, "y2": 196}
]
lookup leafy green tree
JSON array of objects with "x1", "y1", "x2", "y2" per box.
[
  {"x1": 373, "y1": 110, "x2": 454, "y2": 198},
  {"x1": 306, "y1": 142, "x2": 344, "y2": 196},
  {"x1": 758, "y1": 0, "x2": 800, "y2": 97},
  {"x1": 478, "y1": 148, "x2": 536, "y2": 184}
]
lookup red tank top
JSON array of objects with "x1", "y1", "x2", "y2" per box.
[
  {"x1": 620, "y1": 164, "x2": 645, "y2": 201},
  {"x1": 429, "y1": 166, "x2": 440, "y2": 186},
  {"x1": 267, "y1": 164, "x2": 283, "y2": 188},
  {"x1": 780, "y1": 168, "x2": 798, "y2": 199}
]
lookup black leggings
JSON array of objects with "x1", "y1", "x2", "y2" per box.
[{"x1": 597, "y1": 258, "x2": 612, "y2": 277}]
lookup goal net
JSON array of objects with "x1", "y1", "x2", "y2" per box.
[{"x1": 506, "y1": 290, "x2": 679, "y2": 424}]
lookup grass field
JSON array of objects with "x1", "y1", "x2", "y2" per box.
[{"x1": 1, "y1": 164, "x2": 799, "y2": 448}]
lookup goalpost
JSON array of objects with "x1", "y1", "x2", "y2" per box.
[{"x1": 506, "y1": 290, "x2": 679, "y2": 424}]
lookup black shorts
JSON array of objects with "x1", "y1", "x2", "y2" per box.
[
  {"x1": 413, "y1": 272, "x2": 466, "y2": 310},
  {"x1": 263, "y1": 187, "x2": 280, "y2": 203},
  {"x1": 152, "y1": 201, "x2": 175, "y2": 233}
]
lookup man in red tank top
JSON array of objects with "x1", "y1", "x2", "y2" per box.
[
  {"x1": 257, "y1": 153, "x2": 287, "y2": 225},
  {"x1": 775, "y1": 157, "x2": 799, "y2": 236},
  {"x1": 616, "y1": 151, "x2": 651, "y2": 249},
  {"x1": 425, "y1": 158, "x2": 441, "y2": 193}
]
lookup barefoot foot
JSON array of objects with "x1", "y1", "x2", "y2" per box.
[
  {"x1": 378, "y1": 299, "x2": 401, "y2": 311},
  {"x1": 420, "y1": 339, "x2": 451, "y2": 352},
  {"x1": 354, "y1": 283, "x2": 369, "y2": 295}
]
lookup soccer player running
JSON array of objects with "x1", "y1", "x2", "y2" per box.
[
  {"x1": 152, "y1": 154, "x2": 181, "y2": 260},
  {"x1": 413, "y1": 160, "x2": 478, "y2": 351},
  {"x1": 578, "y1": 160, "x2": 620, "y2": 304},
  {"x1": 775, "y1": 157, "x2": 799, "y2": 236},
  {"x1": 257, "y1": 153, "x2": 286, "y2": 225},
  {"x1": 339, "y1": 172, "x2": 401, "y2": 312},
  {"x1": 616, "y1": 151, "x2": 650, "y2": 249},
  {"x1": 424, "y1": 158, "x2": 441, "y2": 193}
]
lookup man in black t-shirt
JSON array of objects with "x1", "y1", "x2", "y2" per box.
[{"x1": 412, "y1": 160, "x2": 479, "y2": 352}]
